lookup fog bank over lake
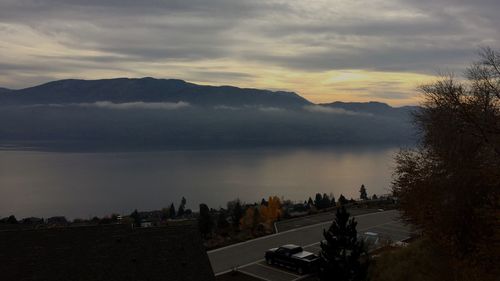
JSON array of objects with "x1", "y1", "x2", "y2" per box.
[{"x1": 0, "y1": 146, "x2": 400, "y2": 219}]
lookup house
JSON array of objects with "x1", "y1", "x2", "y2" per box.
[{"x1": 0, "y1": 221, "x2": 215, "y2": 281}]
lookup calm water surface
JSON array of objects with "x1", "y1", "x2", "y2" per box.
[{"x1": 0, "y1": 146, "x2": 400, "y2": 219}]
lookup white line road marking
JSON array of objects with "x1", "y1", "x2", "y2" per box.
[
  {"x1": 292, "y1": 274, "x2": 314, "y2": 281},
  {"x1": 238, "y1": 269, "x2": 274, "y2": 281},
  {"x1": 256, "y1": 263, "x2": 301, "y2": 278},
  {"x1": 214, "y1": 259, "x2": 264, "y2": 276}
]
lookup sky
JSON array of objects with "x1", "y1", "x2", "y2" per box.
[{"x1": 0, "y1": 0, "x2": 498, "y2": 106}]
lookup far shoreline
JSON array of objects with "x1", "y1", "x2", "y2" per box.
[{"x1": 0, "y1": 140, "x2": 415, "y2": 154}]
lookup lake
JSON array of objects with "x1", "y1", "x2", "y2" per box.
[{"x1": 0, "y1": 146, "x2": 401, "y2": 219}]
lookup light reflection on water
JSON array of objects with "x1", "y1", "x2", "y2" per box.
[{"x1": 0, "y1": 146, "x2": 399, "y2": 219}]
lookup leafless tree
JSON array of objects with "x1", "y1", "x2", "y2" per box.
[{"x1": 392, "y1": 48, "x2": 500, "y2": 281}]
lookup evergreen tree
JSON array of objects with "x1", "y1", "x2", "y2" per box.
[
  {"x1": 231, "y1": 200, "x2": 243, "y2": 229},
  {"x1": 338, "y1": 194, "x2": 348, "y2": 206},
  {"x1": 359, "y1": 185, "x2": 368, "y2": 200},
  {"x1": 130, "y1": 209, "x2": 141, "y2": 226},
  {"x1": 252, "y1": 207, "x2": 261, "y2": 232},
  {"x1": 169, "y1": 203, "x2": 176, "y2": 218},
  {"x1": 322, "y1": 193, "x2": 331, "y2": 209},
  {"x1": 319, "y1": 206, "x2": 368, "y2": 281},
  {"x1": 261, "y1": 198, "x2": 268, "y2": 206},
  {"x1": 198, "y1": 203, "x2": 213, "y2": 239},
  {"x1": 315, "y1": 193, "x2": 323, "y2": 208},
  {"x1": 178, "y1": 197, "x2": 186, "y2": 217},
  {"x1": 308, "y1": 197, "x2": 314, "y2": 206},
  {"x1": 330, "y1": 195, "x2": 336, "y2": 207}
]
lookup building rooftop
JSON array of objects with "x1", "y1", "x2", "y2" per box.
[{"x1": 0, "y1": 222, "x2": 215, "y2": 281}]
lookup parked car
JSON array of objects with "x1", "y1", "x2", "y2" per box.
[{"x1": 265, "y1": 244, "x2": 320, "y2": 274}]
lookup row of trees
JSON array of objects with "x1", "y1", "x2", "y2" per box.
[
  {"x1": 198, "y1": 196, "x2": 283, "y2": 239},
  {"x1": 306, "y1": 186, "x2": 372, "y2": 211},
  {"x1": 163, "y1": 196, "x2": 191, "y2": 219},
  {"x1": 307, "y1": 193, "x2": 352, "y2": 210},
  {"x1": 308, "y1": 193, "x2": 338, "y2": 209},
  {"x1": 3, "y1": 183, "x2": 374, "y2": 228}
]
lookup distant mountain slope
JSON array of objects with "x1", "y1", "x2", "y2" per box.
[
  {"x1": 320, "y1": 101, "x2": 419, "y2": 119},
  {"x1": 0, "y1": 87, "x2": 11, "y2": 94},
  {"x1": 0, "y1": 77, "x2": 311, "y2": 107},
  {"x1": 0, "y1": 78, "x2": 419, "y2": 149}
]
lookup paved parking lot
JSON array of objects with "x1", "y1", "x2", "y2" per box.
[
  {"x1": 210, "y1": 210, "x2": 415, "y2": 281},
  {"x1": 239, "y1": 261, "x2": 303, "y2": 281}
]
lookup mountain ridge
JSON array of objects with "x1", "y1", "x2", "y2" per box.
[
  {"x1": 0, "y1": 78, "x2": 417, "y2": 112},
  {"x1": 0, "y1": 87, "x2": 11, "y2": 93},
  {"x1": 0, "y1": 77, "x2": 310, "y2": 107},
  {"x1": 320, "y1": 101, "x2": 419, "y2": 118},
  {"x1": 0, "y1": 78, "x2": 418, "y2": 148}
]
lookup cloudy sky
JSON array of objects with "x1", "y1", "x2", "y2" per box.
[{"x1": 0, "y1": 0, "x2": 498, "y2": 105}]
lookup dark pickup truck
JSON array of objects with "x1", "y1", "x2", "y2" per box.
[{"x1": 265, "y1": 244, "x2": 320, "y2": 274}]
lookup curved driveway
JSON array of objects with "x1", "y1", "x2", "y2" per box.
[{"x1": 208, "y1": 210, "x2": 410, "y2": 276}]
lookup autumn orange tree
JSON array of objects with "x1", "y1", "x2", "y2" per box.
[{"x1": 259, "y1": 196, "x2": 282, "y2": 230}]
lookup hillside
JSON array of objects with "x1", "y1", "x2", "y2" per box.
[
  {"x1": 320, "y1": 101, "x2": 418, "y2": 119},
  {"x1": 0, "y1": 87, "x2": 11, "y2": 94},
  {"x1": 0, "y1": 78, "x2": 419, "y2": 149},
  {"x1": 0, "y1": 77, "x2": 310, "y2": 107}
]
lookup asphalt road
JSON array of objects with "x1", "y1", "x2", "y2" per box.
[
  {"x1": 208, "y1": 210, "x2": 412, "y2": 277},
  {"x1": 274, "y1": 208, "x2": 379, "y2": 232}
]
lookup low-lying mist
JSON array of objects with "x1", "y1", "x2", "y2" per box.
[{"x1": 0, "y1": 102, "x2": 416, "y2": 150}]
